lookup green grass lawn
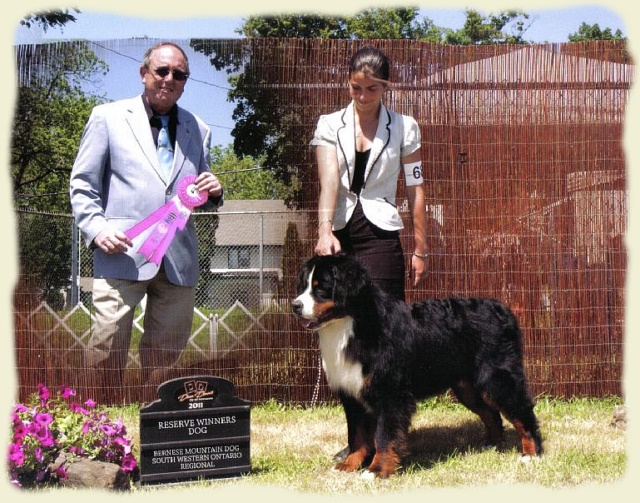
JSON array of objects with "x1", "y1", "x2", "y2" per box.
[{"x1": 109, "y1": 395, "x2": 626, "y2": 495}]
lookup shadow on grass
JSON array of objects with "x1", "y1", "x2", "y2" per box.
[
  {"x1": 406, "y1": 420, "x2": 522, "y2": 470},
  {"x1": 245, "y1": 420, "x2": 525, "y2": 479}
]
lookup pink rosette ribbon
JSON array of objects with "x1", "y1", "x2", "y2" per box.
[{"x1": 124, "y1": 175, "x2": 208, "y2": 265}]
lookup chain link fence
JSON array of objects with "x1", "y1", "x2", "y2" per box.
[{"x1": 14, "y1": 205, "x2": 319, "y2": 405}]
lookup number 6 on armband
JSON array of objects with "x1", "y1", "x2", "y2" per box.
[{"x1": 403, "y1": 161, "x2": 424, "y2": 186}]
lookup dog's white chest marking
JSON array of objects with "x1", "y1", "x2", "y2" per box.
[{"x1": 318, "y1": 317, "x2": 365, "y2": 399}]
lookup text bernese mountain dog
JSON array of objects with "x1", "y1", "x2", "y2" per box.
[{"x1": 292, "y1": 253, "x2": 542, "y2": 479}]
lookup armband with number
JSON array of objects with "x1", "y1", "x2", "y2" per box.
[{"x1": 403, "y1": 161, "x2": 424, "y2": 186}]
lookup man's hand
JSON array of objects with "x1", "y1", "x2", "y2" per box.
[
  {"x1": 196, "y1": 172, "x2": 223, "y2": 198},
  {"x1": 93, "y1": 229, "x2": 133, "y2": 254}
]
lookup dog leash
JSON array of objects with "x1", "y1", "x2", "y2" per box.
[{"x1": 311, "y1": 353, "x2": 323, "y2": 408}]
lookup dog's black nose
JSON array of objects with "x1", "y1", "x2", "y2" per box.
[{"x1": 292, "y1": 299, "x2": 303, "y2": 316}]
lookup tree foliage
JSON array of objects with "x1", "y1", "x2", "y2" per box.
[
  {"x1": 239, "y1": 8, "x2": 444, "y2": 41},
  {"x1": 444, "y1": 9, "x2": 532, "y2": 45},
  {"x1": 211, "y1": 145, "x2": 292, "y2": 200},
  {"x1": 239, "y1": 14, "x2": 346, "y2": 38},
  {"x1": 13, "y1": 33, "x2": 108, "y2": 302},
  {"x1": 345, "y1": 8, "x2": 441, "y2": 40},
  {"x1": 568, "y1": 22, "x2": 626, "y2": 42},
  {"x1": 12, "y1": 42, "x2": 107, "y2": 212},
  {"x1": 16, "y1": 213, "x2": 74, "y2": 307},
  {"x1": 20, "y1": 8, "x2": 79, "y2": 32}
]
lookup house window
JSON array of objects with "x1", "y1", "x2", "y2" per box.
[{"x1": 228, "y1": 248, "x2": 250, "y2": 269}]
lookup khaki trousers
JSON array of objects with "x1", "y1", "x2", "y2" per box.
[{"x1": 86, "y1": 266, "x2": 195, "y2": 393}]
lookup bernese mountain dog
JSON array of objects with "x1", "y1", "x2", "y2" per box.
[{"x1": 292, "y1": 253, "x2": 542, "y2": 479}]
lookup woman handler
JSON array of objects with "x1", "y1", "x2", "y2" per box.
[{"x1": 310, "y1": 45, "x2": 428, "y2": 300}]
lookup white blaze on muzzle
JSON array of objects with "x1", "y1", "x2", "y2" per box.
[{"x1": 294, "y1": 266, "x2": 316, "y2": 319}]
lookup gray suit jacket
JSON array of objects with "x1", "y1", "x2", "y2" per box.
[{"x1": 70, "y1": 95, "x2": 218, "y2": 287}]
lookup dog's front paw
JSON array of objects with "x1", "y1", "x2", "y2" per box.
[
  {"x1": 519, "y1": 453, "x2": 541, "y2": 464},
  {"x1": 333, "y1": 450, "x2": 369, "y2": 472},
  {"x1": 364, "y1": 452, "x2": 399, "y2": 478},
  {"x1": 361, "y1": 466, "x2": 394, "y2": 479},
  {"x1": 334, "y1": 461, "x2": 361, "y2": 472},
  {"x1": 360, "y1": 470, "x2": 376, "y2": 481}
]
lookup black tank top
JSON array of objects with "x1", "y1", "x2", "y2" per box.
[{"x1": 350, "y1": 149, "x2": 371, "y2": 195}]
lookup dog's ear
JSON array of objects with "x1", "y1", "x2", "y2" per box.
[
  {"x1": 330, "y1": 265, "x2": 340, "y2": 301},
  {"x1": 335, "y1": 256, "x2": 371, "y2": 300}
]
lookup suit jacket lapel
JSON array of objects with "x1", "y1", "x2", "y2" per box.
[
  {"x1": 365, "y1": 105, "x2": 392, "y2": 182},
  {"x1": 336, "y1": 102, "x2": 392, "y2": 190},
  {"x1": 124, "y1": 98, "x2": 198, "y2": 186},
  {"x1": 125, "y1": 97, "x2": 168, "y2": 182},
  {"x1": 336, "y1": 103, "x2": 356, "y2": 189}
]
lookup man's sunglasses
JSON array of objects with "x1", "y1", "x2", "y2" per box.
[{"x1": 151, "y1": 66, "x2": 190, "y2": 82}]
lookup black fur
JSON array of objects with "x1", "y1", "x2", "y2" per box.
[{"x1": 292, "y1": 253, "x2": 542, "y2": 478}]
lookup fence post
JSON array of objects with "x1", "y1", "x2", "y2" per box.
[
  {"x1": 70, "y1": 221, "x2": 80, "y2": 307},
  {"x1": 259, "y1": 214, "x2": 264, "y2": 307},
  {"x1": 209, "y1": 314, "x2": 218, "y2": 357}
]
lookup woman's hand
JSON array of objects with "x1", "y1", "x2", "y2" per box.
[
  {"x1": 410, "y1": 253, "x2": 427, "y2": 286},
  {"x1": 315, "y1": 233, "x2": 342, "y2": 256}
]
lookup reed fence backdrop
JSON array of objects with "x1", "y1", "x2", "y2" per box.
[{"x1": 12, "y1": 38, "x2": 632, "y2": 405}]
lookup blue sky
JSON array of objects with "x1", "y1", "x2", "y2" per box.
[
  {"x1": 13, "y1": 6, "x2": 628, "y2": 44},
  {"x1": 11, "y1": 3, "x2": 630, "y2": 147}
]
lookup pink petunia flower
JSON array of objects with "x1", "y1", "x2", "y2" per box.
[
  {"x1": 8, "y1": 444, "x2": 25, "y2": 466},
  {"x1": 12, "y1": 424, "x2": 28, "y2": 442},
  {"x1": 100, "y1": 423, "x2": 117, "y2": 436},
  {"x1": 10, "y1": 384, "x2": 139, "y2": 486},
  {"x1": 13, "y1": 403, "x2": 28, "y2": 414},
  {"x1": 59, "y1": 386, "x2": 76, "y2": 399},
  {"x1": 120, "y1": 453, "x2": 137, "y2": 472},
  {"x1": 33, "y1": 426, "x2": 55, "y2": 448},
  {"x1": 53, "y1": 465, "x2": 68, "y2": 480},
  {"x1": 37, "y1": 383, "x2": 50, "y2": 401},
  {"x1": 70, "y1": 402, "x2": 89, "y2": 415},
  {"x1": 69, "y1": 445, "x2": 85, "y2": 456},
  {"x1": 34, "y1": 412, "x2": 53, "y2": 426}
]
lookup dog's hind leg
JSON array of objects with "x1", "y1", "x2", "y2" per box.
[
  {"x1": 509, "y1": 413, "x2": 543, "y2": 457},
  {"x1": 483, "y1": 370, "x2": 543, "y2": 457},
  {"x1": 453, "y1": 381, "x2": 505, "y2": 448}
]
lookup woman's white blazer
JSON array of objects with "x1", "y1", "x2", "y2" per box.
[{"x1": 310, "y1": 101, "x2": 421, "y2": 231}]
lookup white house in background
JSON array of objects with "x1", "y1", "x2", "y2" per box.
[{"x1": 205, "y1": 200, "x2": 307, "y2": 308}]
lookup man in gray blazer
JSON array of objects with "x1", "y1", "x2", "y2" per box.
[{"x1": 69, "y1": 42, "x2": 223, "y2": 402}]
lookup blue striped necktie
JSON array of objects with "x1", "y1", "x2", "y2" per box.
[{"x1": 157, "y1": 115, "x2": 173, "y2": 177}]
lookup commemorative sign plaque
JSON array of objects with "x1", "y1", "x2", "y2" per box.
[{"x1": 139, "y1": 376, "x2": 251, "y2": 485}]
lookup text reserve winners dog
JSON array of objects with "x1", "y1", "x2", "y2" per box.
[{"x1": 292, "y1": 253, "x2": 542, "y2": 479}]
